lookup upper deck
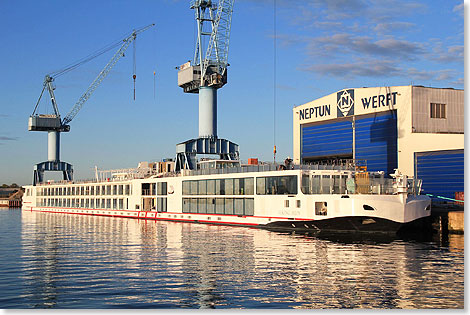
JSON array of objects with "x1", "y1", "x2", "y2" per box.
[{"x1": 24, "y1": 158, "x2": 422, "y2": 199}]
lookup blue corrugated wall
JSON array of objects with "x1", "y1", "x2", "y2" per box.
[
  {"x1": 302, "y1": 120, "x2": 352, "y2": 159},
  {"x1": 355, "y1": 112, "x2": 397, "y2": 175},
  {"x1": 301, "y1": 111, "x2": 398, "y2": 175},
  {"x1": 416, "y1": 150, "x2": 464, "y2": 201}
]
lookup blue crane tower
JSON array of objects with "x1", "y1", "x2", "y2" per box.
[
  {"x1": 175, "y1": 0, "x2": 239, "y2": 171},
  {"x1": 29, "y1": 24, "x2": 155, "y2": 185}
]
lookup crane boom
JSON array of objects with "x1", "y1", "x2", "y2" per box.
[
  {"x1": 29, "y1": 23, "x2": 155, "y2": 185},
  {"x1": 201, "y1": 0, "x2": 234, "y2": 83},
  {"x1": 62, "y1": 23, "x2": 154, "y2": 126}
]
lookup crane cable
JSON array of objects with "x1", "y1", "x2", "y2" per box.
[
  {"x1": 133, "y1": 35, "x2": 137, "y2": 100},
  {"x1": 273, "y1": 0, "x2": 277, "y2": 164},
  {"x1": 48, "y1": 38, "x2": 125, "y2": 79}
]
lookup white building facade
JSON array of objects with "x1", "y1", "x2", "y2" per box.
[{"x1": 293, "y1": 85, "x2": 464, "y2": 201}]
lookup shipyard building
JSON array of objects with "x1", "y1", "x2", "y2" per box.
[{"x1": 293, "y1": 85, "x2": 464, "y2": 202}]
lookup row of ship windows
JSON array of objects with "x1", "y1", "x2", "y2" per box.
[
  {"x1": 37, "y1": 198, "x2": 128, "y2": 210},
  {"x1": 182, "y1": 197, "x2": 255, "y2": 216},
  {"x1": 182, "y1": 175, "x2": 298, "y2": 196},
  {"x1": 36, "y1": 184, "x2": 132, "y2": 197},
  {"x1": 302, "y1": 175, "x2": 350, "y2": 195}
]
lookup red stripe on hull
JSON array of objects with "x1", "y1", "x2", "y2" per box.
[{"x1": 23, "y1": 208, "x2": 263, "y2": 227}]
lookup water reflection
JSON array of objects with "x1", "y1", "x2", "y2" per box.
[{"x1": 18, "y1": 211, "x2": 463, "y2": 309}]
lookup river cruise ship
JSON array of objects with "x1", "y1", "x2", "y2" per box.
[{"x1": 22, "y1": 159, "x2": 431, "y2": 234}]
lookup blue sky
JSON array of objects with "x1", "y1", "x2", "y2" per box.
[{"x1": 0, "y1": 0, "x2": 464, "y2": 185}]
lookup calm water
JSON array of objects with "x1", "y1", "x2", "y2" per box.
[{"x1": 0, "y1": 209, "x2": 464, "y2": 309}]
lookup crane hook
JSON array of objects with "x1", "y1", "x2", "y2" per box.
[{"x1": 133, "y1": 74, "x2": 136, "y2": 100}]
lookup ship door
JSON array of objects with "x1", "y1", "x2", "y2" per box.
[{"x1": 142, "y1": 197, "x2": 155, "y2": 211}]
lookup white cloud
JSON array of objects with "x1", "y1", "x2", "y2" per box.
[{"x1": 453, "y1": 2, "x2": 464, "y2": 16}]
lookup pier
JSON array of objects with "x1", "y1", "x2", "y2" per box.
[
  {"x1": 0, "y1": 188, "x2": 23, "y2": 208},
  {"x1": 432, "y1": 205, "x2": 464, "y2": 234}
]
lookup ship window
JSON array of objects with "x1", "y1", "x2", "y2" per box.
[
  {"x1": 215, "y1": 179, "x2": 224, "y2": 195},
  {"x1": 234, "y1": 199, "x2": 244, "y2": 215},
  {"x1": 119, "y1": 199, "x2": 124, "y2": 210},
  {"x1": 312, "y1": 175, "x2": 321, "y2": 194},
  {"x1": 85, "y1": 199, "x2": 90, "y2": 208},
  {"x1": 112, "y1": 185, "x2": 117, "y2": 195},
  {"x1": 90, "y1": 199, "x2": 94, "y2": 208},
  {"x1": 106, "y1": 199, "x2": 111, "y2": 209},
  {"x1": 191, "y1": 198, "x2": 198, "y2": 213},
  {"x1": 301, "y1": 175, "x2": 309, "y2": 194},
  {"x1": 67, "y1": 199, "x2": 70, "y2": 207},
  {"x1": 207, "y1": 180, "x2": 216, "y2": 195},
  {"x1": 157, "y1": 197, "x2": 167, "y2": 212},
  {"x1": 106, "y1": 186, "x2": 111, "y2": 195},
  {"x1": 245, "y1": 178, "x2": 254, "y2": 195},
  {"x1": 207, "y1": 198, "x2": 215, "y2": 214},
  {"x1": 256, "y1": 176, "x2": 297, "y2": 195},
  {"x1": 297, "y1": 200, "x2": 301, "y2": 208},
  {"x1": 90, "y1": 186, "x2": 94, "y2": 196},
  {"x1": 245, "y1": 198, "x2": 254, "y2": 216},
  {"x1": 315, "y1": 202, "x2": 327, "y2": 216},
  {"x1": 216, "y1": 198, "x2": 224, "y2": 214},
  {"x1": 182, "y1": 181, "x2": 190, "y2": 195},
  {"x1": 225, "y1": 198, "x2": 234, "y2": 214},
  {"x1": 191, "y1": 181, "x2": 198, "y2": 195},
  {"x1": 118, "y1": 185, "x2": 123, "y2": 195},
  {"x1": 113, "y1": 199, "x2": 117, "y2": 209},
  {"x1": 234, "y1": 178, "x2": 243, "y2": 195},
  {"x1": 80, "y1": 199, "x2": 84, "y2": 208},
  {"x1": 183, "y1": 198, "x2": 190, "y2": 212},
  {"x1": 256, "y1": 178, "x2": 266, "y2": 195},
  {"x1": 85, "y1": 186, "x2": 90, "y2": 196},
  {"x1": 142, "y1": 183, "x2": 151, "y2": 196},
  {"x1": 125, "y1": 185, "x2": 130, "y2": 195},
  {"x1": 198, "y1": 180, "x2": 207, "y2": 195},
  {"x1": 333, "y1": 175, "x2": 342, "y2": 194},
  {"x1": 322, "y1": 175, "x2": 331, "y2": 194},
  {"x1": 225, "y1": 179, "x2": 234, "y2": 195},
  {"x1": 157, "y1": 182, "x2": 167, "y2": 195},
  {"x1": 285, "y1": 200, "x2": 289, "y2": 208}
]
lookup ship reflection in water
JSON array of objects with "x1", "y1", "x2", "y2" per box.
[{"x1": 13, "y1": 211, "x2": 464, "y2": 309}]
